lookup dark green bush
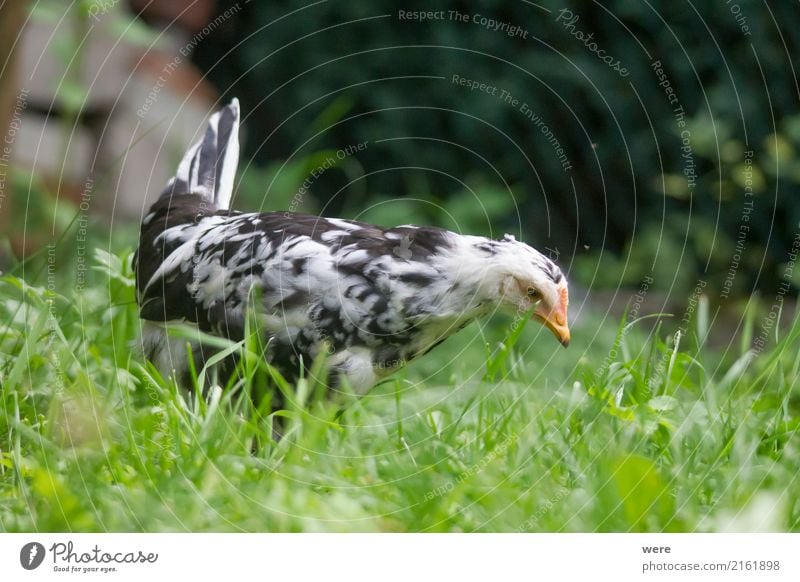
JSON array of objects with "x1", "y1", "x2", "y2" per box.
[{"x1": 194, "y1": 0, "x2": 800, "y2": 295}]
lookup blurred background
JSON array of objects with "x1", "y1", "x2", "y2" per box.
[{"x1": 1, "y1": 0, "x2": 798, "y2": 321}]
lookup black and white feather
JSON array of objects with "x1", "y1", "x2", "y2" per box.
[{"x1": 135, "y1": 99, "x2": 571, "y2": 395}]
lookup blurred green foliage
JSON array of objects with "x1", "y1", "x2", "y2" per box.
[{"x1": 195, "y1": 0, "x2": 800, "y2": 296}]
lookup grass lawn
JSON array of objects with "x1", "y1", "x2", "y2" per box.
[{"x1": 0, "y1": 245, "x2": 798, "y2": 532}]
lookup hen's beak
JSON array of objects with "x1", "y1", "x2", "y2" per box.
[{"x1": 533, "y1": 287, "x2": 570, "y2": 347}]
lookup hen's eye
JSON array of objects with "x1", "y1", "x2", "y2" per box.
[{"x1": 527, "y1": 287, "x2": 538, "y2": 298}]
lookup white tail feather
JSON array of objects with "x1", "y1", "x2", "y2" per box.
[{"x1": 168, "y1": 97, "x2": 240, "y2": 210}]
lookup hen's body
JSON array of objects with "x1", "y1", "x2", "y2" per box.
[{"x1": 136, "y1": 196, "x2": 499, "y2": 391}]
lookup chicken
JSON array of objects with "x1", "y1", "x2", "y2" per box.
[{"x1": 134, "y1": 99, "x2": 570, "y2": 394}]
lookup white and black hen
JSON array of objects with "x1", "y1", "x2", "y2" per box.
[{"x1": 134, "y1": 99, "x2": 570, "y2": 395}]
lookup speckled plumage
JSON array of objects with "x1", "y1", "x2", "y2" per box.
[{"x1": 134, "y1": 99, "x2": 570, "y2": 394}]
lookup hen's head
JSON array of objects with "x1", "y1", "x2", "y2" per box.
[{"x1": 478, "y1": 234, "x2": 570, "y2": 347}]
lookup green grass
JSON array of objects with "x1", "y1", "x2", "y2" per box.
[{"x1": 0, "y1": 246, "x2": 798, "y2": 532}]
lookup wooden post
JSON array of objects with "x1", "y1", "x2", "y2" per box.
[{"x1": 0, "y1": 0, "x2": 28, "y2": 255}]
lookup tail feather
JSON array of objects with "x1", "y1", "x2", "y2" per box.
[{"x1": 166, "y1": 97, "x2": 240, "y2": 211}]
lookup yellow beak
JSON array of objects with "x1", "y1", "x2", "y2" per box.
[{"x1": 533, "y1": 287, "x2": 570, "y2": 347}]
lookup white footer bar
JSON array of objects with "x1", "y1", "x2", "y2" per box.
[{"x1": 1, "y1": 534, "x2": 797, "y2": 581}]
